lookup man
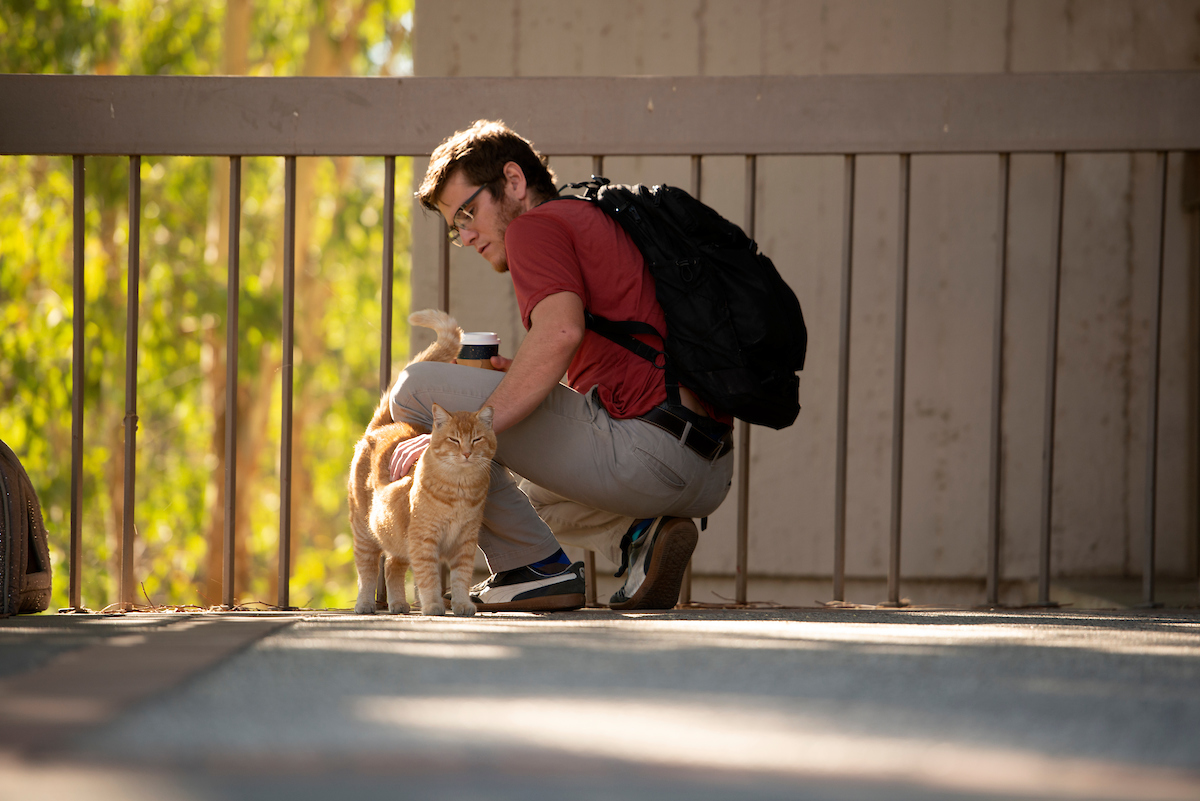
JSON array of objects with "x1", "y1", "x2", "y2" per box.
[{"x1": 388, "y1": 120, "x2": 734, "y2": 612}]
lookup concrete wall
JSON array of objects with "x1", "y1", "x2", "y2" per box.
[{"x1": 409, "y1": 1, "x2": 1200, "y2": 607}]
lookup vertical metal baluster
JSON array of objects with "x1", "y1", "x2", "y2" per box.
[
  {"x1": 380, "y1": 156, "x2": 396, "y2": 399},
  {"x1": 1188, "y1": 153, "x2": 1200, "y2": 606},
  {"x1": 735, "y1": 155, "x2": 756, "y2": 605},
  {"x1": 582, "y1": 552, "x2": 597, "y2": 607},
  {"x1": 223, "y1": 156, "x2": 242, "y2": 608},
  {"x1": 1185, "y1": 153, "x2": 1200, "y2": 606},
  {"x1": 376, "y1": 156, "x2": 396, "y2": 610},
  {"x1": 121, "y1": 155, "x2": 141, "y2": 611},
  {"x1": 987, "y1": 154, "x2": 1011, "y2": 606},
  {"x1": 434, "y1": 166, "x2": 452, "y2": 604},
  {"x1": 1038, "y1": 153, "x2": 1066, "y2": 607},
  {"x1": 1143, "y1": 152, "x2": 1170, "y2": 608},
  {"x1": 885, "y1": 154, "x2": 911, "y2": 607},
  {"x1": 584, "y1": 154, "x2": 604, "y2": 607},
  {"x1": 438, "y1": 215, "x2": 450, "y2": 313},
  {"x1": 834, "y1": 154, "x2": 856, "y2": 603},
  {"x1": 679, "y1": 154, "x2": 702, "y2": 608},
  {"x1": 70, "y1": 156, "x2": 85, "y2": 611},
  {"x1": 278, "y1": 156, "x2": 297, "y2": 610}
]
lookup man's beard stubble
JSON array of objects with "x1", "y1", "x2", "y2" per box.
[{"x1": 490, "y1": 195, "x2": 524, "y2": 274}]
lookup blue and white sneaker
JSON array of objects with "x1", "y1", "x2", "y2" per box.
[
  {"x1": 609, "y1": 517, "x2": 697, "y2": 610},
  {"x1": 470, "y1": 561, "x2": 586, "y2": 612}
]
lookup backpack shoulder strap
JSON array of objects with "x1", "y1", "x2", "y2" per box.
[
  {"x1": 583, "y1": 313, "x2": 664, "y2": 367},
  {"x1": 558, "y1": 178, "x2": 686, "y2": 408}
]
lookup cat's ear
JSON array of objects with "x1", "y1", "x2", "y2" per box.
[
  {"x1": 477, "y1": 405, "x2": 495, "y2": 428},
  {"x1": 431, "y1": 403, "x2": 450, "y2": 427}
]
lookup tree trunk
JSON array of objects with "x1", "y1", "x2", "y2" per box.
[
  {"x1": 284, "y1": 0, "x2": 373, "y2": 596},
  {"x1": 203, "y1": 0, "x2": 374, "y2": 607},
  {"x1": 201, "y1": 0, "x2": 254, "y2": 604},
  {"x1": 98, "y1": 203, "x2": 127, "y2": 609}
]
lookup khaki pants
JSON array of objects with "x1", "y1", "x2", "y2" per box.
[{"x1": 389, "y1": 361, "x2": 734, "y2": 573}]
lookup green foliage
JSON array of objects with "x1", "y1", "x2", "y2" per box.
[
  {"x1": 0, "y1": 0, "x2": 122, "y2": 73},
  {"x1": 0, "y1": 0, "x2": 414, "y2": 611}
]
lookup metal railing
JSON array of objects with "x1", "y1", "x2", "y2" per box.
[{"x1": 2, "y1": 73, "x2": 1198, "y2": 610}]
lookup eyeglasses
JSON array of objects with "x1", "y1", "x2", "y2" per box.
[{"x1": 447, "y1": 184, "x2": 486, "y2": 247}]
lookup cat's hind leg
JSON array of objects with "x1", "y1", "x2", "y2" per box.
[
  {"x1": 363, "y1": 475, "x2": 411, "y2": 614},
  {"x1": 352, "y1": 536, "x2": 382, "y2": 615},
  {"x1": 384, "y1": 554, "x2": 411, "y2": 614}
]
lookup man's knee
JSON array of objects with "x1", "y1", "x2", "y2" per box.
[
  {"x1": 392, "y1": 360, "x2": 443, "y2": 396},
  {"x1": 389, "y1": 361, "x2": 500, "y2": 424}
]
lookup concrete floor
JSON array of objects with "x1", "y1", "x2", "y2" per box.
[{"x1": 2, "y1": 606, "x2": 1199, "y2": 801}]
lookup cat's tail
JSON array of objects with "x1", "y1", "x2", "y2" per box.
[
  {"x1": 366, "y1": 310, "x2": 461, "y2": 431},
  {"x1": 407, "y1": 308, "x2": 463, "y2": 366}
]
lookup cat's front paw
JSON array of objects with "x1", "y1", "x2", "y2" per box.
[
  {"x1": 388, "y1": 599, "x2": 410, "y2": 615},
  {"x1": 451, "y1": 598, "x2": 477, "y2": 617},
  {"x1": 421, "y1": 600, "x2": 446, "y2": 616},
  {"x1": 354, "y1": 599, "x2": 377, "y2": 615}
]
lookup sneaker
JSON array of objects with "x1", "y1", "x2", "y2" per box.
[
  {"x1": 609, "y1": 517, "x2": 698, "y2": 610},
  {"x1": 469, "y1": 561, "x2": 586, "y2": 612}
]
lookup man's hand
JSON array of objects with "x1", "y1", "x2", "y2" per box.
[{"x1": 390, "y1": 434, "x2": 431, "y2": 481}]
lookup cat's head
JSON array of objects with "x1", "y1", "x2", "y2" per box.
[{"x1": 428, "y1": 403, "x2": 497, "y2": 467}]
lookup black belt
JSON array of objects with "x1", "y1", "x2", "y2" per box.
[{"x1": 637, "y1": 403, "x2": 733, "y2": 461}]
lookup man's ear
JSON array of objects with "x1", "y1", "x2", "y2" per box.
[{"x1": 502, "y1": 161, "x2": 528, "y2": 203}]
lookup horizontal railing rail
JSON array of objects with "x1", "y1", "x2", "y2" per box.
[
  {"x1": 2, "y1": 73, "x2": 1198, "y2": 611},
  {"x1": 4, "y1": 73, "x2": 1200, "y2": 156}
]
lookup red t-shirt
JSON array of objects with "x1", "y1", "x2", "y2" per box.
[{"x1": 505, "y1": 200, "x2": 667, "y2": 419}]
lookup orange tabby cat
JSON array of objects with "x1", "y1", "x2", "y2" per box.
[{"x1": 348, "y1": 309, "x2": 497, "y2": 616}]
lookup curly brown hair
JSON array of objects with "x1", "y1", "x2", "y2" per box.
[{"x1": 416, "y1": 120, "x2": 557, "y2": 211}]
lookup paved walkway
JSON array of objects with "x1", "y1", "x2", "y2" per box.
[{"x1": 2, "y1": 606, "x2": 1200, "y2": 800}]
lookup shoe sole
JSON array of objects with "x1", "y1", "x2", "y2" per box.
[
  {"x1": 473, "y1": 593, "x2": 585, "y2": 613},
  {"x1": 609, "y1": 519, "x2": 698, "y2": 611}
]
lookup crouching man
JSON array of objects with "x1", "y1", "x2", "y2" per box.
[{"x1": 388, "y1": 119, "x2": 734, "y2": 611}]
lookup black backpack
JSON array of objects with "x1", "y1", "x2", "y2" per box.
[
  {"x1": 1, "y1": 440, "x2": 53, "y2": 617},
  {"x1": 560, "y1": 178, "x2": 807, "y2": 429}
]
